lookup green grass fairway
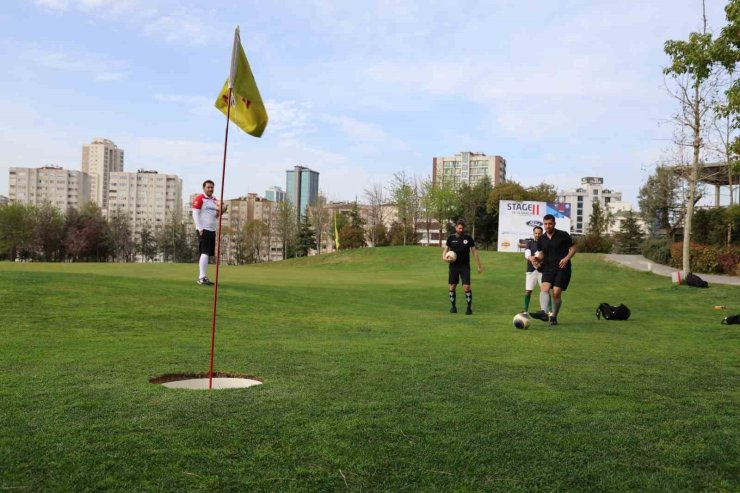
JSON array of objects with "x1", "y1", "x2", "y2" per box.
[{"x1": 1, "y1": 247, "x2": 738, "y2": 492}]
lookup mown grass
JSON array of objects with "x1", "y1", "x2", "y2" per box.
[{"x1": 1, "y1": 247, "x2": 738, "y2": 492}]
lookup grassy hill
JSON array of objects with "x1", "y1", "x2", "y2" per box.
[{"x1": 1, "y1": 247, "x2": 738, "y2": 491}]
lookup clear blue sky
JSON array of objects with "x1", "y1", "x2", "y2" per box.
[{"x1": 0, "y1": 0, "x2": 732, "y2": 206}]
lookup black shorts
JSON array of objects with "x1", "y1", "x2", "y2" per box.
[
  {"x1": 198, "y1": 230, "x2": 216, "y2": 256},
  {"x1": 449, "y1": 264, "x2": 471, "y2": 285},
  {"x1": 541, "y1": 268, "x2": 572, "y2": 291}
]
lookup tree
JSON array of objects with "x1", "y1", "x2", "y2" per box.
[
  {"x1": 108, "y1": 211, "x2": 135, "y2": 262},
  {"x1": 587, "y1": 201, "x2": 613, "y2": 236},
  {"x1": 664, "y1": 1, "x2": 718, "y2": 272},
  {"x1": 275, "y1": 200, "x2": 297, "y2": 259},
  {"x1": 426, "y1": 179, "x2": 457, "y2": 246},
  {"x1": 614, "y1": 211, "x2": 645, "y2": 254},
  {"x1": 309, "y1": 194, "x2": 331, "y2": 254},
  {"x1": 243, "y1": 219, "x2": 268, "y2": 263},
  {"x1": 389, "y1": 172, "x2": 415, "y2": 245},
  {"x1": 34, "y1": 202, "x2": 65, "y2": 261},
  {"x1": 137, "y1": 222, "x2": 158, "y2": 262},
  {"x1": 295, "y1": 208, "x2": 317, "y2": 257},
  {"x1": 713, "y1": 0, "x2": 740, "y2": 157},
  {"x1": 364, "y1": 183, "x2": 389, "y2": 247},
  {"x1": 0, "y1": 202, "x2": 36, "y2": 260},
  {"x1": 638, "y1": 165, "x2": 685, "y2": 235},
  {"x1": 64, "y1": 203, "x2": 109, "y2": 261},
  {"x1": 339, "y1": 202, "x2": 366, "y2": 249},
  {"x1": 457, "y1": 180, "x2": 492, "y2": 238},
  {"x1": 485, "y1": 181, "x2": 530, "y2": 216},
  {"x1": 526, "y1": 182, "x2": 558, "y2": 202}
]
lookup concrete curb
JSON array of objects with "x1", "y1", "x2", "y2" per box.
[{"x1": 604, "y1": 254, "x2": 740, "y2": 286}]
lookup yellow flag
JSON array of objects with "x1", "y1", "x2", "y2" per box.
[
  {"x1": 334, "y1": 213, "x2": 340, "y2": 250},
  {"x1": 214, "y1": 27, "x2": 268, "y2": 137}
]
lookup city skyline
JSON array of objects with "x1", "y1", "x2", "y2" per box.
[{"x1": 0, "y1": 1, "x2": 734, "y2": 207}]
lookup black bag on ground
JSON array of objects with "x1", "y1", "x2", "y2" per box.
[
  {"x1": 596, "y1": 303, "x2": 631, "y2": 320},
  {"x1": 685, "y1": 273, "x2": 709, "y2": 288},
  {"x1": 722, "y1": 314, "x2": 740, "y2": 325}
]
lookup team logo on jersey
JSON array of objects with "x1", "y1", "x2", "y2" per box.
[{"x1": 463, "y1": 239, "x2": 468, "y2": 244}]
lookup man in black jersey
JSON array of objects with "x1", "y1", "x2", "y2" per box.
[
  {"x1": 532, "y1": 214, "x2": 576, "y2": 326},
  {"x1": 442, "y1": 219, "x2": 483, "y2": 315}
]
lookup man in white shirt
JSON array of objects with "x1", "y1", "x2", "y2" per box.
[{"x1": 192, "y1": 180, "x2": 221, "y2": 285}]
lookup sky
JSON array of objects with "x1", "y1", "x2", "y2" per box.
[{"x1": 0, "y1": 0, "x2": 733, "y2": 207}]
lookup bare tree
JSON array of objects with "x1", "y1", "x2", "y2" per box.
[
  {"x1": 274, "y1": 200, "x2": 297, "y2": 259},
  {"x1": 309, "y1": 193, "x2": 331, "y2": 254},
  {"x1": 663, "y1": 0, "x2": 717, "y2": 273},
  {"x1": 364, "y1": 183, "x2": 388, "y2": 247}
]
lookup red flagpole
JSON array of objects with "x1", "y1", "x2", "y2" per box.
[{"x1": 208, "y1": 86, "x2": 233, "y2": 390}]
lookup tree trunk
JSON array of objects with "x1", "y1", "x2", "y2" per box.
[{"x1": 682, "y1": 85, "x2": 702, "y2": 275}]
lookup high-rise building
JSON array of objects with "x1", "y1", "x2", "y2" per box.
[
  {"x1": 108, "y1": 170, "x2": 182, "y2": 239},
  {"x1": 82, "y1": 138, "x2": 124, "y2": 209},
  {"x1": 432, "y1": 152, "x2": 506, "y2": 187},
  {"x1": 265, "y1": 186, "x2": 285, "y2": 203},
  {"x1": 220, "y1": 193, "x2": 281, "y2": 263},
  {"x1": 8, "y1": 166, "x2": 90, "y2": 210},
  {"x1": 558, "y1": 177, "x2": 625, "y2": 234},
  {"x1": 286, "y1": 165, "x2": 319, "y2": 220}
]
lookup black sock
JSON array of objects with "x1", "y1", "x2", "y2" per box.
[
  {"x1": 449, "y1": 291, "x2": 456, "y2": 307},
  {"x1": 465, "y1": 290, "x2": 472, "y2": 307}
]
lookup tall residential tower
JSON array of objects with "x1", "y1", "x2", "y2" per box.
[{"x1": 82, "y1": 138, "x2": 124, "y2": 209}]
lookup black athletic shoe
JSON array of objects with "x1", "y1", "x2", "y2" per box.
[
  {"x1": 450, "y1": 306, "x2": 457, "y2": 313},
  {"x1": 549, "y1": 316, "x2": 558, "y2": 326},
  {"x1": 466, "y1": 307, "x2": 473, "y2": 315},
  {"x1": 530, "y1": 310, "x2": 549, "y2": 322}
]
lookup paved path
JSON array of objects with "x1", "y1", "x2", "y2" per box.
[{"x1": 604, "y1": 254, "x2": 740, "y2": 286}]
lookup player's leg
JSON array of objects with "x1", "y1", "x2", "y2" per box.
[
  {"x1": 462, "y1": 266, "x2": 473, "y2": 314},
  {"x1": 524, "y1": 271, "x2": 537, "y2": 312},
  {"x1": 549, "y1": 269, "x2": 571, "y2": 325},
  {"x1": 448, "y1": 266, "x2": 459, "y2": 313},
  {"x1": 197, "y1": 231, "x2": 211, "y2": 284}
]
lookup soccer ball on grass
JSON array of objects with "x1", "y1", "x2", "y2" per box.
[{"x1": 513, "y1": 313, "x2": 531, "y2": 330}]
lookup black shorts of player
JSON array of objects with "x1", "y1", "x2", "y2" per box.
[
  {"x1": 198, "y1": 230, "x2": 216, "y2": 256},
  {"x1": 449, "y1": 264, "x2": 471, "y2": 285},
  {"x1": 541, "y1": 268, "x2": 572, "y2": 291}
]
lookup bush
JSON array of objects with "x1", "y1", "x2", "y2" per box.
[
  {"x1": 717, "y1": 250, "x2": 740, "y2": 276},
  {"x1": 575, "y1": 234, "x2": 614, "y2": 253},
  {"x1": 670, "y1": 242, "x2": 740, "y2": 275},
  {"x1": 641, "y1": 238, "x2": 672, "y2": 265}
]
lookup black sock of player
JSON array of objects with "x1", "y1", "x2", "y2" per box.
[
  {"x1": 465, "y1": 290, "x2": 472, "y2": 307},
  {"x1": 553, "y1": 299, "x2": 562, "y2": 316},
  {"x1": 449, "y1": 291, "x2": 456, "y2": 307}
]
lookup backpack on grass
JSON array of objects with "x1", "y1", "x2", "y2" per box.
[
  {"x1": 722, "y1": 314, "x2": 740, "y2": 325},
  {"x1": 596, "y1": 303, "x2": 631, "y2": 321},
  {"x1": 685, "y1": 273, "x2": 709, "y2": 288}
]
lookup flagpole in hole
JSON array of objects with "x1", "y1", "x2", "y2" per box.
[
  {"x1": 208, "y1": 31, "x2": 239, "y2": 391},
  {"x1": 206, "y1": 26, "x2": 268, "y2": 391}
]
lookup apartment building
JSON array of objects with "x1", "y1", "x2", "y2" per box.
[
  {"x1": 82, "y1": 138, "x2": 124, "y2": 210},
  {"x1": 432, "y1": 152, "x2": 507, "y2": 188},
  {"x1": 108, "y1": 170, "x2": 182, "y2": 239},
  {"x1": 8, "y1": 165, "x2": 90, "y2": 210},
  {"x1": 558, "y1": 177, "x2": 625, "y2": 235}
]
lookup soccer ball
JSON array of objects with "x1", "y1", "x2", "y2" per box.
[
  {"x1": 513, "y1": 313, "x2": 531, "y2": 330},
  {"x1": 444, "y1": 251, "x2": 457, "y2": 263}
]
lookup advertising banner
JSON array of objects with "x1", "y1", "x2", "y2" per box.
[{"x1": 497, "y1": 200, "x2": 572, "y2": 253}]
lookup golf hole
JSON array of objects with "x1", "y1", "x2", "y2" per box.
[{"x1": 150, "y1": 372, "x2": 263, "y2": 390}]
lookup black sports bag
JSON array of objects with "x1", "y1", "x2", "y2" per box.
[{"x1": 596, "y1": 303, "x2": 631, "y2": 321}]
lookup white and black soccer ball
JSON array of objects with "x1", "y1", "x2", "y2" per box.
[
  {"x1": 444, "y1": 251, "x2": 457, "y2": 263},
  {"x1": 513, "y1": 313, "x2": 531, "y2": 330}
]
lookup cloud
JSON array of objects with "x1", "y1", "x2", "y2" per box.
[
  {"x1": 22, "y1": 45, "x2": 128, "y2": 81},
  {"x1": 33, "y1": 0, "x2": 221, "y2": 46}
]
